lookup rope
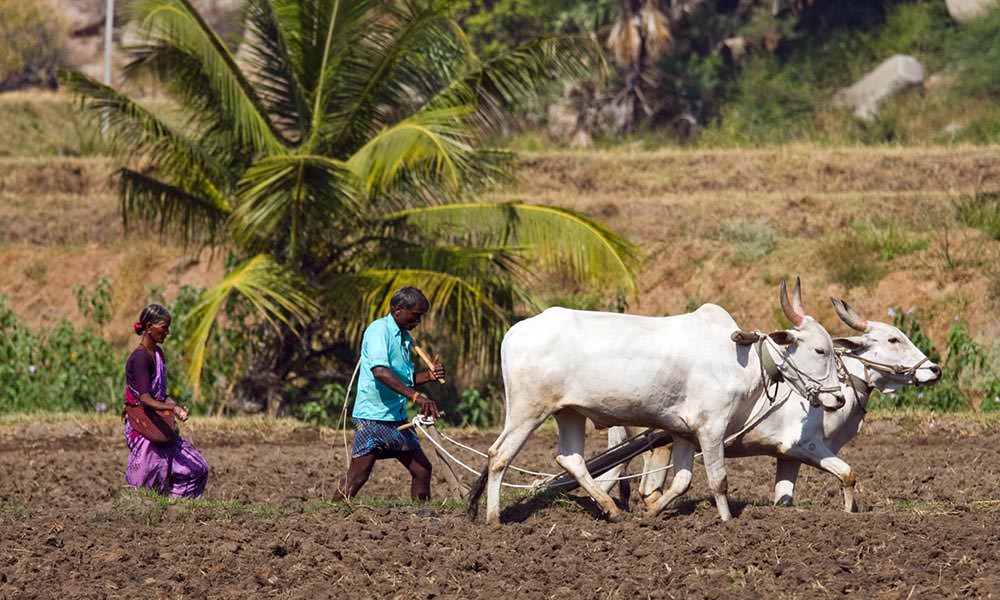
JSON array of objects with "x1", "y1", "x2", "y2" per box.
[
  {"x1": 408, "y1": 387, "x2": 793, "y2": 491},
  {"x1": 339, "y1": 360, "x2": 362, "y2": 462}
]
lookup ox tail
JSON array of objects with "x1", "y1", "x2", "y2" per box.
[{"x1": 466, "y1": 463, "x2": 489, "y2": 522}]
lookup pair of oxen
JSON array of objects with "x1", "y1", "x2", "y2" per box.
[{"x1": 468, "y1": 279, "x2": 942, "y2": 524}]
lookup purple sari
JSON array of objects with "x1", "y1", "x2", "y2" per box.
[{"x1": 123, "y1": 348, "x2": 208, "y2": 498}]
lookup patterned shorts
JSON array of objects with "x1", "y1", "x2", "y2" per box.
[{"x1": 351, "y1": 418, "x2": 421, "y2": 458}]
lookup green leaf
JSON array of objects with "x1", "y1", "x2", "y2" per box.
[
  {"x1": 183, "y1": 254, "x2": 318, "y2": 396},
  {"x1": 386, "y1": 202, "x2": 638, "y2": 295}
]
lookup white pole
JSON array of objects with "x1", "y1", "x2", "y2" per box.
[
  {"x1": 103, "y1": 0, "x2": 115, "y2": 85},
  {"x1": 102, "y1": 0, "x2": 115, "y2": 136}
]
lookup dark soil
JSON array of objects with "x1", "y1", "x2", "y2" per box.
[{"x1": 1, "y1": 421, "x2": 998, "y2": 599}]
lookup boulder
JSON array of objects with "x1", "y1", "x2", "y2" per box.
[
  {"x1": 945, "y1": 0, "x2": 999, "y2": 23},
  {"x1": 832, "y1": 54, "x2": 924, "y2": 120},
  {"x1": 50, "y1": 0, "x2": 245, "y2": 83}
]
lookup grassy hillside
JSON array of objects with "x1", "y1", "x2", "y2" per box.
[{"x1": 3, "y1": 139, "x2": 998, "y2": 342}]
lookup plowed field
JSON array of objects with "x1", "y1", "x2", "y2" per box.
[{"x1": 1, "y1": 418, "x2": 998, "y2": 599}]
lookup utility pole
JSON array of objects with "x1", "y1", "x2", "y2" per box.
[{"x1": 102, "y1": 0, "x2": 115, "y2": 136}]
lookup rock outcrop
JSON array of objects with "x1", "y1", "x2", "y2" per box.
[{"x1": 832, "y1": 54, "x2": 924, "y2": 120}]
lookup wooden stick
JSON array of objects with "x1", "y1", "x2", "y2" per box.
[{"x1": 412, "y1": 344, "x2": 445, "y2": 384}]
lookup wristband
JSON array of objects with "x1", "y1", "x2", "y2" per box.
[{"x1": 410, "y1": 390, "x2": 423, "y2": 402}]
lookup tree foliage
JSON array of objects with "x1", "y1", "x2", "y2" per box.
[{"x1": 61, "y1": 0, "x2": 634, "y2": 414}]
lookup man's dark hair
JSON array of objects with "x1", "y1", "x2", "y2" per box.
[{"x1": 390, "y1": 287, "x2": 429, "y2": 312}]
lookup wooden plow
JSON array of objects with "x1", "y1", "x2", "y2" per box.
[{"x1": 541, "y1": 429, "x2": 674, "y2": 491}]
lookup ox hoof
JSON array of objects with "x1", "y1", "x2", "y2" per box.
[
  {"x1": 775, "y1": 495, "x2": 794, "y2": 507},
  {"x1": 605, "y1": 509, "x2": 625, "y2": 523}
]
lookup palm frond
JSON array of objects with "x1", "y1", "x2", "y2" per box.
[
  {"x1": 230, "y1": 154, "x2": 359, "y2": 258},
  {"x1": 183, "y1": 254, "x2": 318, "y2": 397},
  {"x1": 293, "y1": 0, "x2": 376, "y2": 109},
  {"x1": 239, "y1": 0, "x2": 311, "y2": 140},
  {"x1": 319, "y1": 1, "x2": 467, "y2": 153},
  {"x1": 58, "y1": 70, "x2": 233, "y2": 211},
  {"x1": 119, "y1": 169, "x2": 230, "y2": 245},
  {"x1": 345, "y1": 106, "x2": 477, "y2": 198},
  {"x1": 126, "y1": 0, "x2": 285, "y2": 153},
  {"x1": 385, "y1": 203, "x2": 638, "y2": 295}
]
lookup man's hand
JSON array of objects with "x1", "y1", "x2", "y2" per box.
[
  {"x1": 412, "y1": 392, "x2": 440, "y2": 419},
  {"x1": 429, "y1": 354, "x2": 446, "y2": 382}
]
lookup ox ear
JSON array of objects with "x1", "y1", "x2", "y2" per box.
[
  {"x1": 833, "y1": 336, "x2": 866, "y2": 352},
  {"x1": 767, "y1": 330, "x2": 796, "y2": 346}
]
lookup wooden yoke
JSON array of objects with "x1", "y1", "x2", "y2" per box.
[{"x1": 731, "y1": 330, "x2": 763, "y2": 345}]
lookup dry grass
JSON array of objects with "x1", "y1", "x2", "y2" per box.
[{"x1": 1, "y1": 145, "x2": 999, "y2": 350}]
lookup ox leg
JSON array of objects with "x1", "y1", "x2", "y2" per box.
[
  {"x1": 485, "y1": 418, "x2": 545, "y2": 524},
  {"x1": 774, "y1": 457, "x2": 802, "y2": 507},
  {"x1": 787, "y1": 446, "x2": 857, "y2": 513},
  {"x1": 554, "y1": 410, "x2": 623, "y2": 521},
  {"x1": 698, "y1": 432, "x2": 733, "y2": 521},
  {"x1": 595, "y1": 426, "x2": 630, "y2": 496},
  {"x1": 644, "y1": 438, "x2": 695, "y2": 518},
  {"x1": 638, "y1": 444, "x2": 672, "y2": 510}
]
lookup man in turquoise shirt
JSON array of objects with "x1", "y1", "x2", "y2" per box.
[{"x1": 335, "y1": 287, "x2": 445, "y2": 501}]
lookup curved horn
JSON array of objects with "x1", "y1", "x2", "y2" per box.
[
  {"x1": 792, "y1": 276, "x2": 806, "y2": 318},
  {"x1": 779, "y1": 279, "x2": 804, "y2": 327},
  {"x1": 831, "y1": 298, "x2": 869, "y2": 332}
]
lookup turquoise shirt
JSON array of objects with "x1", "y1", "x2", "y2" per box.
[{"x1": 353, "y1": 314, "x2": 414, "y2": 421}]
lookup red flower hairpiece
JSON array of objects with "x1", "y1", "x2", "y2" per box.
[{"x1": 134, "y1": 322, "x2": 143, "y2": 334}]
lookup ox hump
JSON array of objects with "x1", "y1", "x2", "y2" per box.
[{"x1": 692, "y1": 303, "x2": 739, "y2": 328}]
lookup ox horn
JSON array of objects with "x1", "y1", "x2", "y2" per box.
[
  {"x1": 831, "y1": 298, "x2": 869, "y2": 332},
  {"x1": 792, "y1": 276, "x2": 806, "y2": 317},
  {"x1": 779, "y1": 278, "x2": 805, "y2": 327}
]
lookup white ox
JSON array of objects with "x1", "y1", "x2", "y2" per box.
[
  {"x1": 468, "y1": 279, "x2": 845, "y2": 524},
  {"x1": 601, "y1": 298, "x2": 942, "y2": 513}
]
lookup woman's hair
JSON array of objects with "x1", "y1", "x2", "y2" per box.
[
  {"x1": 134, "y1": 303, "x2": 171, "y2": 336},
  {"x1": 390, "y1": 287, "x2": 429, "y2": 312}
]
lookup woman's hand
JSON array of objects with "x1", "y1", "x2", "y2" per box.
[{"x1": 171, "y1": 403, "x2": 190, "y2": 422}]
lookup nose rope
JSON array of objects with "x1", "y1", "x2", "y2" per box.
[{"x1": 835, "y1": 350, "x2": 931, "y2": 380}]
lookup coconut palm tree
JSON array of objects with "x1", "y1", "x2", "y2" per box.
[{"x1": 60, "y1": 0, "x2": 637, "y2": 413}]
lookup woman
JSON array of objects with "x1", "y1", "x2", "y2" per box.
[{"x1": 122, "y1": 303, "x2": 209, "y2": 497}]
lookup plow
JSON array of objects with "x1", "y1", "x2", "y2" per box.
[{"x1": 407, "y1": 417, "x2": 675, "y2": 497}]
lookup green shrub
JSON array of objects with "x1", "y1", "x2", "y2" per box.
[
  {"x1": 450, "y1": 386, "x2": 502, "y2": 428},
  {"x1": 0, "y1": 296, "x2": 121, "y2": 413},
  {"x1": 818, "y1": 234, "x2": 885, "y2": 290},
  {"x1": 818, "y1": 217, "x2": 926, "y2": 289},
  {"x1": 946, "y1": 6, "x2": 1000, "y2": 100},
  {"x1": 851, "y1": 218, "x2": 928, "y2": 260},
  {"x1": 955, "y1": 191, "x2": 1000, "y2": 240},
  {"x1": 719, "y1": 218, "x2": 779, "y2": 264},
  {"x1": 0, "y1": 0, "x2": 66, "y2": 90}
]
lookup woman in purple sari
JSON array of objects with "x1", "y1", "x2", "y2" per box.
[{"x1": 122, "y1": 303, "x2": 208, "y2": 497}]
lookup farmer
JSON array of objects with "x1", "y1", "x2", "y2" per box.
[
  {"x1": 122, "y1": 303, "x2": 209, "y2": 497},
  {"x1": 335, "y1": 287, "x2": 445, "y2": 501}
]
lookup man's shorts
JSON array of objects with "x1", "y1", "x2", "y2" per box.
[{"x1": 351, "y1": 418, "x2": 421, "y2": 458}]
